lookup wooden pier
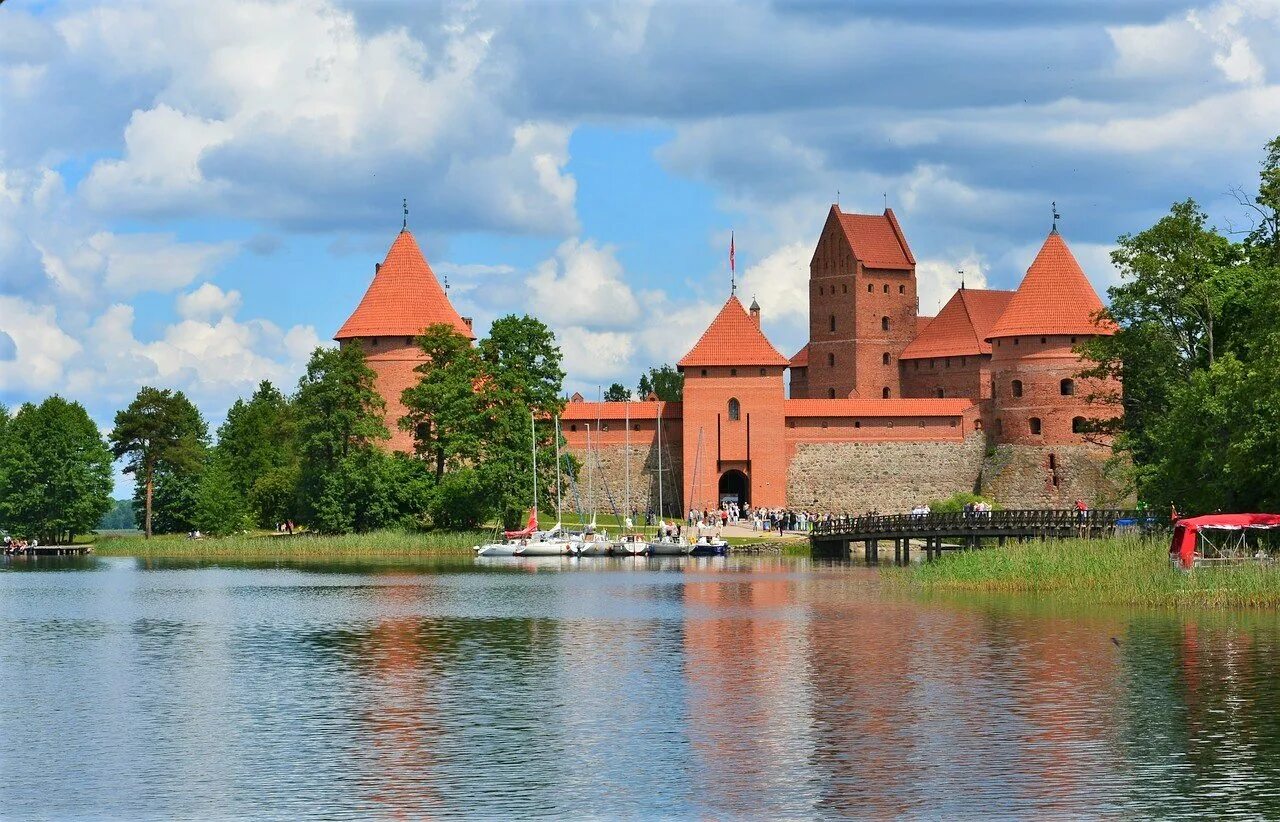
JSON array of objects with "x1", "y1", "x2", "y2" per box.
[
  {"x1": 810, "y1": 509, "x2": 1159, "y2": 562},
  {"x1": 5, "y1": 544, "x2": 93, "y2": 557}
]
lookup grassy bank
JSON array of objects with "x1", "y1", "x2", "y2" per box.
[
  {"x1": 901, "y1": 536, "x2": 1280, "y2": 608},
  {"x1": 93, "y1": 529, "x2": 490, "y2": 559}
]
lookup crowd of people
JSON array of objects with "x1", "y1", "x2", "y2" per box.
[{"x1": 3, "y1": 534, "x2": 38, "y2": 555}]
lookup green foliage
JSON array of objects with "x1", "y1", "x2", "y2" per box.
[
  {"x1": 636, "y1": 364, "x2": 683, "y2": 401},
  {"x1": 294, "y1": 344, "x2": 388, "y2": 531},
  {"x1": 400, "y1": 324, "x2": 485, "y2": 478},
  {"x1": 429, "y1": 467, "x2": 486, "y2": 530},
  {"x1": 98, "y1": 498, "x2": 136, "y2": 531},
  {"x1": 0, "y1": 396, "x2": 113, "y2": 543},
  {"x1": 1081, "y1": 136, "x2": 1280, "y2": 513},
  {"x1": 603, "y1": 383, "x2": 631, "y2": 402},
  {"x1": 194, "y1": 458, "x2": 250, "y2": 536},
  {"x1": 215, "y1": 380, "x2": 298, "y2": 527},
  {"x1": 926, "y1": 492, "x2": 999, "y2": 514},
  {"x1": 110, "y1": 387, "x2": 208, "y2": 537}
]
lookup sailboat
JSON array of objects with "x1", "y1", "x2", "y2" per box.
[
  {"x1": 475, "y1": 412, "x2": 571, "y2": 557},
  {"x1": 613, "y1": 399, "x2": 648, "y2": 556},
  {"x1": 575, "y1": 422, "x2": 616, "y2": 557},
  {"x1": 686, "y1": 427, "x2": 728, "y2": 556},
  {"x1": 516, "y1": 414, "x2": 574, "y2": 557},
  {"x1": 647, "y1": 400, "x2": 691, "y2": 556}
]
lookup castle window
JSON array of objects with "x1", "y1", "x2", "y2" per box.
[
  {"x1": 1071, "y1": 336, "x2": 1077, "y2": 344},
  {"x1": 406, "y1": 337, "x2": 412, "y2": 346},
  {"x1": 995, "y1": 418, "x2": 1003, "y2": 434},
  {"x1": 371, "y1": 338, "x2": 379, "y2": 346},
  {"x1": 728, "y1": 398, "x2": 741, "y2": 421},
  {"x1": 821, "y1": 420, "x2": 828, "y2": 429},
  {"x1": 634, "y1": 424, "x2": 641, "y2": 431},
  {"x1": 828, "y1": 353, "x2": 835, "y2": 367},
  {"x1": 919, "y1": 419, "x2": 925, "y2": 428},
  {"x1": 1072, "y1": 416, "x2": 1086, "y2": 434},
  {"x1": 883, "y1": 283, "x2": 889, "y2": 293},
  {"x1": 996, "y1": 339, "x2": 1001, "y2": 347},
  {"x1": 945, "y1": 358, "x2": 951, "y2": 368},
  {"x1": 975, "y1": 419, "x2": 983, "y2": 431},
  {"x1": 818, "y1": 286, "x2": 823, "y2": 296},
  {"x1": 882, "y1": 387, "x2": 891, "y2": 398},
  {"x1": 730, "y1": 368, "x2": 737, "y2": 376},
  {"x1": 601, "y1": 423, "x2": 609, "y2": 432},
  {"x1": 1060, "y1": 378, "x2": 1075, "y2": 396},
  {"x1": 899, "y1": 285, "x2": 905, "y2": 294},
  {"x1": 570, "y1": 424, "x2": 577, "y2": 432},
  {"x1": 854, "y1": 420, "x2": 861, "y2": 428},
  {"x1": 930, "y1": 359, "x2": 935, "y2": 369},
  {"x1": 881, "y1": 317, "x2": 890, "y2": 331},
  {"x1": 1012, "y1": 380, "x2": 1023, "y2": 398},
  {"x1": 759, "y1": 368, "x2": 766, "y2": 376},
  {"x1": 842, "y1": 284, "x2": 848, "y2": 294},
  {"x1": 828, "y1": 388, "x2": 836, "y2": 399},
  {"x1": 1029, "y1": 417, "x2": 1042, "y2": 435},
  {"x1": 830, "y1": 315, "x2": 836, "y2": 332},
  {"x1": 887, "y1": 420, "x2": 894, "y2": 429},
  {"x1": 701, "y1": 369, "x2": 708, "y2": 377},
  {"x1": 1040, "y1": 337, "x2": 1047, "y2": 344},
  {"x1": 936, "y1": 388, "x2": 945, "y2": 398},
  {"x1": 882, "y1": 352, "x2": 890, "y2": 365},
  {"x1": 1048, "y1": 453, "x2": 1057, "y2": 470},
  {"x1": 1014, "y1": 337, "x2": 1020, "y2": 346},
  {"x1": 867, "y1": 283, "x2": 873, "y2": 293}
]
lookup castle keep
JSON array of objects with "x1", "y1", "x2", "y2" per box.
[{"x1": 337, "y1": 205, "x2": 1125, "y2": 514}]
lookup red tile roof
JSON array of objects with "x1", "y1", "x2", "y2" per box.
[
  {"x1": 836, "y1": 206, "x2": 915, "y2": 270},
  {"x1": 335, "y1": 229, "x2": 475, "y2": 340},
  {"x1": 789, "y1": 343, "x2": 809, "y2": 368},
  {"x1": 785, "y1": 398, "x2": 975, "y2": 418},
  {"x1": 561, "y1": 401, "x2": 682, "y2": 421},
  {"x1": 986, "y1": 231, "x2": 1116, "y2": 340},
  {"x1": 900, "y1": 289, "x2": 1015, "y2": 359},
  {"x1": 917, "y1": 315, "x2": 935, "y2": 333},
  {"x1": 678, "y1": 295, "x2": 789, "y2": 368}
]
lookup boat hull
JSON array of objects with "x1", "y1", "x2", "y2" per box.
[
  {"x1": 476, "y1": 544, "x2": 520, "y2": 557},
  {"x1": 516, "y1": 542, "x2": 574, "y2": 557},
  {"x1": 646, "y1": 542, "x2": 691, "y2": 556}
]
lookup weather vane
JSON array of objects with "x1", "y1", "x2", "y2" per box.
[
  {"x1": 958, "y1": 267, "x2": 965, "y2": 290},
  {"x1": 1052, "y1": 201, "x2": 1060, "y2": 233},
  {"x1": 402, "y1": 197, "x2": 408, "y2": 231}
]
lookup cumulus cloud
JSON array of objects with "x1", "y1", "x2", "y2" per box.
[
  {"x1": 526, "y1": 238, "x2": 640, "y2": 330},
  {"x1": 916, "y1": 256, "x2": 991, "y2": 316},
  {"x1": 176, "y1": 283, "x2": 242, "y2": 321}
]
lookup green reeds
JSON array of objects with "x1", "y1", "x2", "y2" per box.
[
  {"x1": 93, "y1": 529, "x2": 489, "y2": 559},
  {"x1": 902, "y1": 536, "x2": 1280, "y2": 608}
]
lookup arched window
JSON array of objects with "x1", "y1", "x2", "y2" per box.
[
  {"x1": 935, "y1": 387, "x2": 945, "y2": 398},
  {"x1": 995, "y1": 418, "x2": 1003, "y2": 435},
  {"x1": 1072, "y1": 416, "x2": 1086, "y2": 433},
  {"x1": 828, "y1": 353, "x2": 835, "y2": 367},
  {"x1": 881, "y1": 316, "x2": 890, "y2": 331},
  {"x1": 882, "y1": 352, "x2": 890, "y2": 365},
  {"x1": 854, "y1": 420, "x2": 861, "y2": 428},
  {"x1": 899, "y1": 284, "x2": 905, "y2": 294},
  {"x1": 1011, "y1": 379, "x2": 1023, "y2": 398},
  {"x1": 882, "y1": 283, "x2": 889, "y2": 293},
  {"x1": 867, "y1": 283, "x2": 873, "y2": 293},
  {"x1": 728, "y1": 398, "x2": 741, "y2": 421},
  {"x1": 1060, "y1": 378, "x2": 1075, "y2": 396},
  {"x1": 1029, "y1": 417, "x2": 1042, "y2": 435},
  {"x1": 828, "y1": 388, "x2": 836, "y2": 399},
  {"x1": 974, "y1": 419, "x2": 983, "y2": 431},
  {"x1": 829, "y1": 315, "x2": 836, "y2": 332},
  {"x1": 882, "y1": 387, "x2": 891, "y2": 398}
]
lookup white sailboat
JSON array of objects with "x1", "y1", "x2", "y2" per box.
[
  {"x1": 613, "y1": 398, "x2": 647, "y2": 555},
  {"x1": 517, "y1": 413, "x2": 574, "y2": 557},
  {"x1": 475, "y1": 411, "x2": 571, "y2": 557},
  {"x1": 647, "y1": 400, "x2": 690, "y2": 556}
]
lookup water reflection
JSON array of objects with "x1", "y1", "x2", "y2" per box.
[{"x1": 4, "y1": 555, "x2": 1280, "y2": 817}]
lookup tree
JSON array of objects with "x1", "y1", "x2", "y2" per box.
[
  {"x1": 194, "y1": 457, "x2": 250, "y2": 536},
  {"x1": 110, "y1": 388, "x2": 208, "y2": 537},
  {"x1": 0, "y1": 396, "x2": 113, "y2": 543},
  {"x1": 294, "y1": 344, "x2": 388, "y2": 532},
  {"x1": 603, "y1": 383, "x2": 631, "y2": 402},
  {"x1": 97, "y1": 499, "x2": 136, "y2": 531},
  {"x1": 214, "y1": 380, "x2": 298, "y2": 526},
  {"x1": 429, "y1": 467, "x2": 486, "y2": 529},
  {"x1": 400, "y1": 323, "x2": 485, "y2": 479},
  {"x1": 636, "y1": 364, "x2": 683, "y2": 401}
]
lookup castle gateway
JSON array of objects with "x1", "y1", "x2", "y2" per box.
[{"x1": 339, "y1": 205, "x2": 1126, "y2": 515}]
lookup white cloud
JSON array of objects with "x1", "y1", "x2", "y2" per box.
[
  {"x1": 526, "y1": 238, "x2": 640, "y2": 329},
  {"x1": 916, "y1": 255, "x2": 990, "y2": 316},
  {"x1": 556, "y1": 326, "x2": 636, "y2": 382},
  {"x1": 0, "y1": 297, "x2": 83, "y2": 393},
  {"x1": 176, "y1": 283, "x2": 242, "y2": 321}
]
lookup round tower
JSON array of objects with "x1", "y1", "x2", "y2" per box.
[
  {"x1": 334, "y1": 229, "x2": 475, "y2": 452},
  {"x1": 986, "y1": 229, "x2": 1119, "y2": 447}
]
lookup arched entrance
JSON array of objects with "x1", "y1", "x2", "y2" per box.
[{"x1": 718, "y1": 470, "x2": 749, "y2": 508}]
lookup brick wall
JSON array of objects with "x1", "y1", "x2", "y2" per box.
[
  {"x1": 786, "y1": 432, "x2": 987, "y2": 513},
  {"x1": 989, "y1": 334, "x2": 1120, "y2": 446},
  {"x1": 342, "y1": 336, "x2": 428, "y2": 453},
  {"x1": 807, "y1": 213, "x2": 859, "y2": 400},
  {"x1": 900, "y1": 354, "x2": 992, "y2": 400},
  {"x1": 980, "y1": 443, "x2": 1133, "y2": 508}
]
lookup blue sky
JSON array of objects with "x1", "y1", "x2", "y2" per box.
[{"x1": 3, "y1": 0, "x2": 1280, "y2": 489}]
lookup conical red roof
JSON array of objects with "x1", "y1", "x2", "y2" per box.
[
  {"x1": 678, "y1": 295, "x2": 789, "y2": 368},
  {"x1": 986, "y1": 231, "x2": 1115, "y2": 340},
  {"x1": 900, "y1": 288, "x2": 1014, "y2": 359},
  {"x1": 335, "y1": 229, "x2": 475, "y2": 340}
]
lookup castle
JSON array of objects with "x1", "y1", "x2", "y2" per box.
[{"x1": 336, "y1": 204, "x2": 1125, "y2": 514}]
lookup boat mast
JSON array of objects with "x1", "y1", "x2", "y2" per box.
[
  {"x1": 625, "y1": 400, "x2": 631, "y2": 528},
  {"x1": 555, "y1": 415, "x2": 562, "y2": 526},
  {"x1": 586, "y1": 423, "x2": 594, "y2": 527},
  {"x1": 656, "y1": 401, "x2": 664, "y2": 523},
  {"x1": 531, "y1": 410, "x2": 538, "y2": 526}
]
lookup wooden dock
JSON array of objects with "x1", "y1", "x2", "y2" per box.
[
  {"x1": 810, "y1": 509, "x2": 1159, "y2": 562},
  {"x1": 5, "y1": 544, "x2": 93, "y2": 557}
]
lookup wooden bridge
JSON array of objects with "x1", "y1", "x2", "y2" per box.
[{"x1": 810, "y1": 508, "x2": 1160, "y2": 562}]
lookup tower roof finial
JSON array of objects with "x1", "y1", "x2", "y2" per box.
[
  {"x1": 402, "y1": 197, "x2": 408, "y2": 231},
  {"x1": 1051, "y1": 200, "x2": 1060, "y2": 235},
  {"x1": 958, "y1": 267, "x2": 965, "y2": 290}
]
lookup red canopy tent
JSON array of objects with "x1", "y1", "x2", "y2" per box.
[{"x1": 1170, "y1": 513, "x2": 1280, "y2": 568}]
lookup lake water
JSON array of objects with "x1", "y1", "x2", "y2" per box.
[{"x1": 3, "y1": 555, "x2": 1280, "y2": 819}]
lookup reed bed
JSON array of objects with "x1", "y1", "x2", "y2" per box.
[
  {"x1": 903, "y1": 536, "x2": 1280, "y2": 608},
  {"x1": 93, "y1": 529, "x2": 490, "y2": 559}
]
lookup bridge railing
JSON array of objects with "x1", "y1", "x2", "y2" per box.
[{"x1": 810, "y1": 508, "x2": 1161, "y2": 538}]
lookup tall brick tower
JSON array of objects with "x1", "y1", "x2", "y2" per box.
[
  {"x1": 804, "y1": 205, "x2": 918, "y2": 400},
  {"x1": 677, "y1": 295, "x2": 790, "y2": 511},
  {"x1": 986, "y1": 228, "x2": 1119, "y2": 447},
  {"x1": 334, "y1": 228, "x2": 475, "y2": 452}
]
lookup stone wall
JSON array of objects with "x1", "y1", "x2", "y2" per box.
[
  {"x1": 786, "y1": 432, "x2": 987, "y2": 513},
  {"x1": 979, "y1": 443, "x2": 1132, "y2": 508},
  {"x1": 562, "y1": 442, "x2": 686, "y2": 520}
]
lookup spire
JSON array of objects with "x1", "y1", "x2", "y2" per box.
[
  {"x1": 402, "y1": 197, "x2": 408, "y2": 232},
  {"x1": 1051, "y1": 201, "x2": 1060, "y2": 235},
  {"x1": 729, "y1": 230, "x2": 736, "y2": 296},
  {"x1": 959, "y1": 267, "x2": 965, "y2": 290},
  {"x1": 985, "y1": 230, "x2": 1116, "y2": 341}
]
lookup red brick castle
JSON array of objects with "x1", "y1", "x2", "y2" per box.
[{"x1": 338, "y1": 206, "x2": 1124, "y2": 514}]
